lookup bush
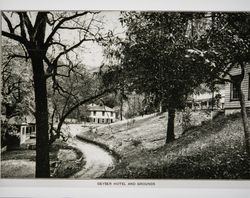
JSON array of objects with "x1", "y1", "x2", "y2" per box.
[
  {"x1": 1, "y1": 121, "x2": 8, "y2": 148},
  {"x1": 131, "y1": 139, "x2": 142, "y2": 147},
  {"x1": 182, "y1": 107, "x2": 192, "y2": 133},
  {"x1": 6, "y1": 133, "x2": 20, "y2": 149}
]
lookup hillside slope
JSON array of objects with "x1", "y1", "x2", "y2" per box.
[{"x1": 78, "y1": 113, "x2": 250, "y2": 179}]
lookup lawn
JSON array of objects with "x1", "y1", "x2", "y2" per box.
[
  {"x1": 77, "y1": 112, "x2": 250, "y2": 179},
  {"x1": 1, "y1": 140, "x2": 85, "y2": 178}
]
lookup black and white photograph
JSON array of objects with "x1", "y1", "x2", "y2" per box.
[{"x1": 1, "y1": 9, "x2": 250, "y2": 181}]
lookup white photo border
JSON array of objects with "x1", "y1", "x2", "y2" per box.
[{"x1": 1, "y1": 0, "x2": 250, "y2": 197}]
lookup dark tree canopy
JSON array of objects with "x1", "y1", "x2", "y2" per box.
[
  {"x1": 1, "y1": 38, "x2": 34, "y2": 118},
  {"x1": 103, "y1": 12, "x2": 211, "y2": 142},
  {"x1": 189, "y1": 13, "x2": 250, "y2": 155}
]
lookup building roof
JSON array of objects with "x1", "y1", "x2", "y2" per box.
[
  {"x1": 8, "y1": 115, "x2": 36, "y2": 125},
  {"x1": 88, "y1": 104, "x2": 115, "y2": 112}
]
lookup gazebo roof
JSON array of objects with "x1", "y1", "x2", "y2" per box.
[{"x1": 8, "y1": 115, "x2": 35, "y2": 125}]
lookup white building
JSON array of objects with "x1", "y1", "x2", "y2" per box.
[
  {"x1": 187, "y1": 86, "x2": 225, "y2": 110},
  {"x1": 87, "y1": 104, "x2": 116, "y2": 124},
  {"x1": 224, "y1": 64, "x2": 250, "y2": 115},
  {"x1": 7, "y1": 115, "x2": 36, "y2": 144}
]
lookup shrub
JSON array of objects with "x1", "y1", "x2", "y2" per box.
[
  {"x1": 1, "y1": 123, "x2": 8, "y2": 148},
  {"x1": 182, "y1": 107, "x2": 192, "y2": 133},
  {"x1": 6, "y1": 133, "x2": 20, "y2": 149},
  {"x1": 131, "y1": 139, "x2": 142, "y2": 147}
]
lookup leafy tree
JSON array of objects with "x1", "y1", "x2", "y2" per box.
[
  {"x1": 189, "y1": 13, "x2": 250, "y2": 156},
  {"x1": 1, "y1": 38, "x2": 34, "y2": 119},
  {"x1": 124, "y1": 93, "x2": 145, "y2": 118},
  {"x1": 100, "y1": 61, "x2": 129, "y2": 120},
  {"x1": 95, "y1": 93, "x2": 119, "y2": 108},
  {"x1": 2, "y1": 11, "x2": 111, "y2": 177},
  {"x1": 104, "y1": 12, "x2": 209, "y2": 143}
]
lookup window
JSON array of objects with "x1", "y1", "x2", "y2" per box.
[
  {"x1": 93, "y1": 111, "x2": 96, "y2": 116},
  {"x1": 102, "y1": 111, "x2": 105, "y2": 116},
  {"x1": 102, "y1": 119, "x2": 105, "y2": 123},
  {"x1": 111, "y1": 112, "x2": 113, "y2": 117},
  {"x1": 22, "y1": 127, "x2": 25, "y2": 135},
  {"x1": 230, "y1": 75, "x2": 241, "y2": 101}
]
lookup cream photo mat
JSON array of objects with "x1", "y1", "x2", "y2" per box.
[{"x1": 1, "y1": 0, "x2": 250, "y2": 197}]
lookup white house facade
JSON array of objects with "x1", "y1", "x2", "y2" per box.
[
  {"x1": 224, "y1": 64, "x2": 250, "y2": 115},
  {"x1": 187, "y1": 88, "x2": 225, "y2": 111},
  {"x1": 87, "y1": 104, "x2": 116, "y2": 124}
]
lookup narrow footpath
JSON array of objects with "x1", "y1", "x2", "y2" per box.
[{"x1": 69, "y1": 137, "x2": 114, "y2": 179}]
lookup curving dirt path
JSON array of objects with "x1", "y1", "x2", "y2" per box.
[{"x1": 69, "y1": 138, "x2": 115, "y2": 179}]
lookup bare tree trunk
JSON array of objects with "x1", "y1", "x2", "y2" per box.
[
  {"x1": 238, "y1": 87, "x2": 250, "y2": 156},
  {"x1": 31, "y1": 54, "x2": 50, "y2": 178},
  {"x1": 211, "y1": 88, "x2": 214, "y2": 111},
  {"x1": 120, "y1": 98, "x2": 123, "y2": 121},
  {"x1": 166, "y1": 108, "x2": 175, "y2": 143},
  {"x1": 237, "y1": 63, "x2": 250, "y2": 157}
]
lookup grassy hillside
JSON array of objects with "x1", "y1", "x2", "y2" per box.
[{"x1": 78, "y1": 112, "x2": 250, "y2": 179}]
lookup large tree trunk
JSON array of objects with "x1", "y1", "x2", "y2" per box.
[
  {"x1": 31, "y1": 54, "x2": 50, "y2": 178},
  {"x1": 120, "y1": 97, "x2": 123, "y2": 121},
  {"x1": 166, "y1": 108, "x2": 175, "y2": 143},
  {"x1": 238, "y1": 87, "x2": 250, "y2": 156},
  {"x1": 237, "y1": 63, "x2": 250, "y2": 157}
]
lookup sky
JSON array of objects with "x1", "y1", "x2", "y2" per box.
[
  {"x1": 80, "y1": 11, "x2": 125, "y2": 70},
  {"x1": 1, "y1": 11, "x2": 125, "y2": 71}
]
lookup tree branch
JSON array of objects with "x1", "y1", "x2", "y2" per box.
[
  {"x1": 8, "y1": 54, "x2": 30, "y2": 60},
  {"x1": 17, "y1": 13, "x2": 28, "y2": 40},
  {"x1": 53, "y1": 38, "x2": 94, "y2": 64},
  {"x1": 44, "y1": 11, "x2": 90, "y2": 47},
  {"x1": 17, "y1": 12, "x2": 34, "y2": 40},
  {"x1": 2, "y1": 31, "x2": 28, "y2": 46},
  {"x1": 49, "y1": 88, "x2": 111, "y2": 144},
  {"x1": 2, "y1": 12, "x2": 14, "y2": 33},
  {"x1": 48, "y1": 41, "x2": 67, "y2": 49},
  {"x1": 213, "y1": 78, "x2": 233, "y2": 84},
  {"x1": 64, "y1": 89, "x2": 111, "y2": 119}
]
